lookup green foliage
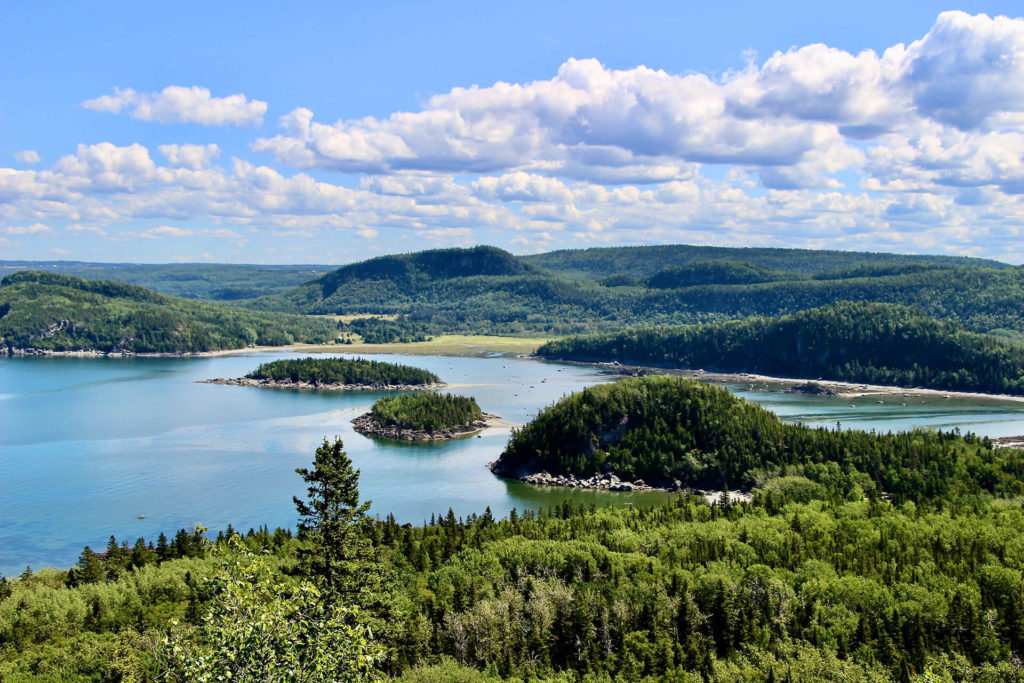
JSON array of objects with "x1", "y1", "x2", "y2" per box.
[
  {"x1": 162, "y1": 535, "x2": 384, "y2": 682},
  {"x1": 247, "y1": 357, "x2": 440, "y2": 386},
  {"x1": 294, "y1": 438, "x2": 389, "y2": 610},
  {"x1": 343, "y1": 316, "x2": 432, "y2": 344},
  {"x1": 497, "y1": 375, "x2": 1024, "y2": 502},
  {"x1": 645, "y1": 260, "x2": 791, "y2": 288},
  {"x1": 0, "y1": 271, "x2": 338, "y2": 353},
  {"x1": 246, "y1": 245, "x2": 1024, "y2": 338},
  {"x1": 370, "y1": 394, "x2": 483, "y2": 432},
  {"x1": 538, "y1": 302, "x2": 1024, "y2": 395},
  {"x1": 0, "y1": 260, "x2": 328, "y2": 300}
]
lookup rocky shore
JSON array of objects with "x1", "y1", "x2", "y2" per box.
[
  {"x1": 1, "y1": 346, "x2": 214, "y2": 358},
  {"x1": 486, "y1": 462, "x2": 752, "y2": 502},
  {"x1": 994, "y1": 435, "x2": 1024, "y2": 449},
  {"x1": 200, "y1": 376, "x2": 446, "y2": 392},
  {"x1": 352, "y1": 412, "x2": 502, "y2": 441}
]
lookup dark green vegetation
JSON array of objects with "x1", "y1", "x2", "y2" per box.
[
  {"x1": 246, "y1": 357, "x2": 440, "y2": 386},
  {"x1": 524, "y1": 244, "x2": 1004, "y2": 281},
  {"x1": 5, "y1": 462, "x2": 1024, "y2": 680},
  {"x1": 245, "y1": 245, "x2": 1024, "y2": 338},
  {"x1": 0, "y1": 271, "x2": 338, "y2": 354},
  {"x1": 370, "y1": 393, "x2": 483, "y2": 432},
  {"x1": 0, "y1": 261, "x2": 329, "y2": 300},
  {"x1": 497, "y1": 376, "x2": 1024, "y2": 500},
  {"x1": 538, "y1": 302, "x2": 1024, "y2": 395}
]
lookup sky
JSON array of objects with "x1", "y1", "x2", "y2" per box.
[{"x1": 4, "y1": 2, "x2": 1024, "y2": 265}]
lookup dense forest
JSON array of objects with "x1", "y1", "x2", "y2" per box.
[
  {"x1": 243, "y1": 246, "x2": 1024, "y2": 338},
  {"x1": 7, "y1": 246, "x2": 1024, "y2": 340},
  {"x1": 4, "y1": 434, "x2": 1024, "y2": 681},
  {"x1": 537, "y1": 302, "x2": 1024, "y2": 395},
  {"x1": 0, "y1": 261, "x2": 328, "y2": 300},
  {"x1": 369, "y1": 393, "x2": 483, "y2": 432},
  {"x1": 0, "y1": 271, "x2": 338, "y2": 354},
  {"x1": 495, "y1": 375, "x2": 1024, "y2": 500},
  {"x1": 246, "y1": 357, "x2": 441, "y2": 386}
]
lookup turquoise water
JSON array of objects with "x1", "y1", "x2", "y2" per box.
[{"x1": 3, "y1": 352, "x2": 1024, "y2": 574}]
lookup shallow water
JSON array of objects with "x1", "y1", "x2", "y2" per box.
[{"x1": 2, "y1": 352, "x2": 1023, "y2": 574}]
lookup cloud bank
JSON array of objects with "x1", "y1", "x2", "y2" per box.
[{"x1": 5, "y1": 11, "x2": 1024, "y2": 263}]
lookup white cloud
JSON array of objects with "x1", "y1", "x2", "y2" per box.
[
  {"x1": 159, "y1": 144, "x2": 220, "y2": 169},
  {"x1": 140, "y1": 225, "x2": 194, "y2": 239},
  {"x1": 14, "y1": 150, "x2": 41, "y2": 165},
  {"x1": 51, "y1": 247, "x2": 72, "y2": 255},
  {"x1": 82, "y1": 86, "x2": 267, "y2": 126},
  {"x1": 5, "y1": 223, "x2": 52, "y2": 235}
]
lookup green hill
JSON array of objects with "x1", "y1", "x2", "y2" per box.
[
  {"x1": 522, "y1": 244, "x2": 1007, "y2": 281},
  {"x1": 0, "y1": 260, "x2": 329, "y2": 300},
  {"x1": 494, "y1": 375, "x2": 1023, "y2": 501},
  {"x1": 247, "y1": 245, "x2": 1024, "y2": 338},
  {"x1": 0, "y1": 271, "x2": 338, "y2": 354},
  {"x1": 538, "y1": 302, "x2": 1024, "y2": 395}
]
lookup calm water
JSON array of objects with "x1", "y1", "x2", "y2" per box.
[{"x1": 3, "y1": 352, "x2": 1024, "y2": 575}]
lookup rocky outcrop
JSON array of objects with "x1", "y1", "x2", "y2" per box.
[{"x1": 352, "y1": 412, "x2": 500, "y2": 441}]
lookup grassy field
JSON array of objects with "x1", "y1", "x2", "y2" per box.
[{"x1": 287, "y1": 334, "x2": 552, "y2": 357}]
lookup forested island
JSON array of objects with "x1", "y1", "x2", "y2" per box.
[
  {"x1": 492, "y1": 375, "x2": 1023, "y2": 503},
  {"x1": 537, "y1": 302, "x2": 1024, "y2": 396},
  {"x1": 206, "y1": 357, "x2": 443, "y2": 391},
  {"x1": 0, "y1": 271, "x2": 337, "y2": 354},
  {"x1": 352, "y1": 393, "x2": 494, "y2": 440}
]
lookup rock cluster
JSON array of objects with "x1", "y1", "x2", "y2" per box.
[{"x1": 515, "y1": 471, "x2": 679, "y2": 492}]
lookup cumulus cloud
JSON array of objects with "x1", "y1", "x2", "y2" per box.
[
  {"x1": 11, "y1": 12, "x2": 1024, "y2": 263},
  {"x1": 82, "y1": 86, "x2": 267, "y2": 126},
  {"x1": 14, "y1": 150, "x2": 41, "y2": 165},
  {"x1": 159, "y1": 144, "x2": 220, "y2": 169}
]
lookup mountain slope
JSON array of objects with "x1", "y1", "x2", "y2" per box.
[{"x1": 0, "y1": 271, "x2": 338, "y2": 354}]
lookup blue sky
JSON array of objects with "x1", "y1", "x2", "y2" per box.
[{"x1": 4, "y1": 2, "x2": 1024, "y2": 264}]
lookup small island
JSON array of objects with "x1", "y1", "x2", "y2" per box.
[
  {"x1": 203, "y1": 356, "x2": 444, "y2": 391},
  {"x1": 353, "y1": 392, "x2": 499, "y2": 441}
]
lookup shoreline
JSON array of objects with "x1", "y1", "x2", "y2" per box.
[
  {"x1": 352, "y1": 412, "x2": 511, "y2": 441},
  {"x1": 200, "y1": 376, "x2": 446, "y2": 392},
  {"x1": 544, "y1": 357, "x2": 1024, "y2": 406},
  {"x1": 487, "y1": 461, "x2": 753, "y2": 502}
]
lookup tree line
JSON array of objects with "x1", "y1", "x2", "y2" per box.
[
  {"x1": 538, "y1": 302, "x2": 1024, "y2": 395},
  {"x1": 246, "y1": 357, "x2": 440, "y2": 386},
  {"x1": 370, "y1": 393, "x2": 483, "y2": 432}
]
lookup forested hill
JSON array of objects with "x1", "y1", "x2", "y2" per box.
[
  {"x1": 522, "y1": 244, "x2": 1006, "y2": 281},
  {"x1": 0, "y1": 271, "x2": 338, "y2": 354},
  {"x1": 249, "y1": 245, "x2": 1024, "y2": 338},
  {"x1": 520, "y1": 245, "x2": 999, "y2": 280},
  {"x1": 495, "y1": 375, "x2": 1023, "y2": 502},
  {"x1": 538, "y1": 302, "x2": 1024, "y2": 395},
  {"x1": 0, "y1": 260, "x2": 328, "y2": 300}
]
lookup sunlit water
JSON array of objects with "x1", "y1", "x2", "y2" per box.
[{"x1": 2, "y1": 352, "x2": 1024, "y2": 574}]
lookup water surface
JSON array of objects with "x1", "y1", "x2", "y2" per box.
[{"x1": 3, "y1": 353, "x2": 1023, "y2": 574}]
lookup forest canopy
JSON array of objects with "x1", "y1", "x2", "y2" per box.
[
  {"x1": 537, "y1": 302, "x2": 1024, "y2": 395},
  {"x1": 0, "y1": 271, "x2": 338, "y2": 354},
  {"x1": 369, "y1": 393, "x2": 483, "y2": 432},
  {"x1": 246, "y1": 357, "x2": 441, "y2": 386}
]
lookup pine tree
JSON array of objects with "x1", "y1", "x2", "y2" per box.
[{"x1": 293, "y1": 437, "x2": 379, "y2": 606}]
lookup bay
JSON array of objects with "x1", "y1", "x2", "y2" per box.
[{"x1": 2, "y1": 351, "x2": 1023, "y2": 575}]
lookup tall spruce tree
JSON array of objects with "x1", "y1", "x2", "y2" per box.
[{"x1": 293, "y1": 437, "x2": 379, "y2": 605}]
